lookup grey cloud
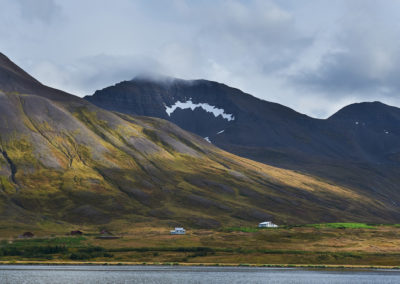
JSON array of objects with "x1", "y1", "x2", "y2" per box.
[
  {"x1": 15, "y1": 0, "x2": 62, "y2": 23},
  {"x1": 290, "y1": 0, "x2": 400, "y2": 100},
  {"x1": 292, "y1": 44, "x2": 400, "y2": 98},
  {"x1": 293, "y1": 51, "x2": 383, "y2": 94},
  {"x1": 1, "y1": 0, "x2": 400, "y2": 118},
  {"x1": 194, "y1": 0, "x2": 313, "y2": 73}
]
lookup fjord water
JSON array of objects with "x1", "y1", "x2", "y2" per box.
[{"x1": 1, "y1": 265, "x2": 400, "y2": 284}]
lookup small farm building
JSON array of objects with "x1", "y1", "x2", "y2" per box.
[
  {"x1": 170, "y1": 227, "x2": 186, "y2": 235},
  {"x1": 258, "y1": 221, "x2": 278, "y2": 228}
]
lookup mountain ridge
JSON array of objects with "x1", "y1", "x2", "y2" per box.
[
  {"x1": 3, "y1": 53, "x2": 397, "y2": 230},
  {"x1": 85, "y1": 76, "x2": 400, "y2": 207}
]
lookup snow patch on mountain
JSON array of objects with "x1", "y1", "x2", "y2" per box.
[{"x1": 165, "y1": 99, "x2": 235, "y2": 121}]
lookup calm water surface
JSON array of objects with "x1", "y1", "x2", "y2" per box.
[{"x1": 1, "y1": 265, "x2": 400, "y2": 284}]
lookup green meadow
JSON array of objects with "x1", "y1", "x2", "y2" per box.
[{"x1": 2, "y1": 223, "x2": 400, "y2": 266}]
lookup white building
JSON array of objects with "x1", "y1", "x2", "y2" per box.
[
  {"x1": 258, "y1": 221, "x2": 278, "y2": 228},
  {"x1": 170, "y1": 227, "x2": 186, "y2": 235}
]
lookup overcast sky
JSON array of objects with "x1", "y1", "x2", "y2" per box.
[{"x1": 1, "y1": 0, "x2": 400, "y2": 118}]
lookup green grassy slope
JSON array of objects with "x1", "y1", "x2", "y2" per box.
[{"x1": 3, "y1": 224, "x2": 400, "y2": 266}]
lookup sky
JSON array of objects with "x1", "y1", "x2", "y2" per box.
[{"x1": 1, "y1": 0, "x2": 400, "y2": 118}]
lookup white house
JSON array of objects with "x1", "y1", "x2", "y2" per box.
[
  {"x1": 170, "y1": 227, "x2": 186, "y2": 235},
  {"x1": 258, "y1": 221, "x2": 278, "y2": 228}
]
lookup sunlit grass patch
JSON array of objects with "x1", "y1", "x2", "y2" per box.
[
  {"x1": 223, "y1": 227, "x2": 259, "y2": 233},
  {"x1": 10, "y1": 236, "x2": 86, "y2": 247},
  {"x1": 307, "y1": 223, "x2": 376, "y2": 229}
]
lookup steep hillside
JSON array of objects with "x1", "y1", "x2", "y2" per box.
[
  {"x1": 85, "y1": 77, "x2": 400, "y2": 207},
  {"x1": 0, "y1": 53, "x2": 399, "y2": 231}
]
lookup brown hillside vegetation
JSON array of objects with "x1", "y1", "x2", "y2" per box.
[{"x1": 0, "y1": 52, "x2": 399, "y2": 230}]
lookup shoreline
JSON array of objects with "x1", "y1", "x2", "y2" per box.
[{"x1": 1, "y1": 261, "x2": 400, "y2": 270}]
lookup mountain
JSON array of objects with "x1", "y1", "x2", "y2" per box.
[
  {"x1": 85, "y1": 77, "x2": 400, "y2": 208},
  {"x1": 1, "y1": 53, "x2": 400, "y2": 232}
]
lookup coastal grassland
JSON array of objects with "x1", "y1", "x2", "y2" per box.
[{"x1": 1, "y1": 223, "x2": 400, "y2": 266}]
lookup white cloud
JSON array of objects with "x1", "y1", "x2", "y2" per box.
[{"x1": 30, "y1": 54, "x2": 166, "y2": 96}]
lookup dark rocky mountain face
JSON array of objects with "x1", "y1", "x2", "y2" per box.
[
  {"x1": 86, "y1": 78, "x2": 318, "y2": 152},
  {"x1": 86, "y1": 77, "x2": 400, "y2": 205},
  {"x1": 0, "y1": 53, "x2": 89, "y2": 106},
  {"x1": 0, "y1": 53, "x2": 41, "y2": 92},
  {"x1": 5, "y1": 52, "x2": 398, "y2": 229},
  {"x1": 328, "y1": 102, "x2": 400, "y2": 163}
]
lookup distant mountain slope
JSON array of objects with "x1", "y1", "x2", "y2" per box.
[
  {"x1": 85, "y1": 77, "x2": 315, "y2": 151},
  {"x1": 85, "y1": 77, "x2": 400, "y2": 205},
  {"x1": 327, "y1": 102, "x2": 400, "y2": 162},
  {"x1": 3, "y1": 53, "x2": 399, "y2": 229},
  {"x1": 0, "y1": 53, "x2": 40, "y2": 90}
]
